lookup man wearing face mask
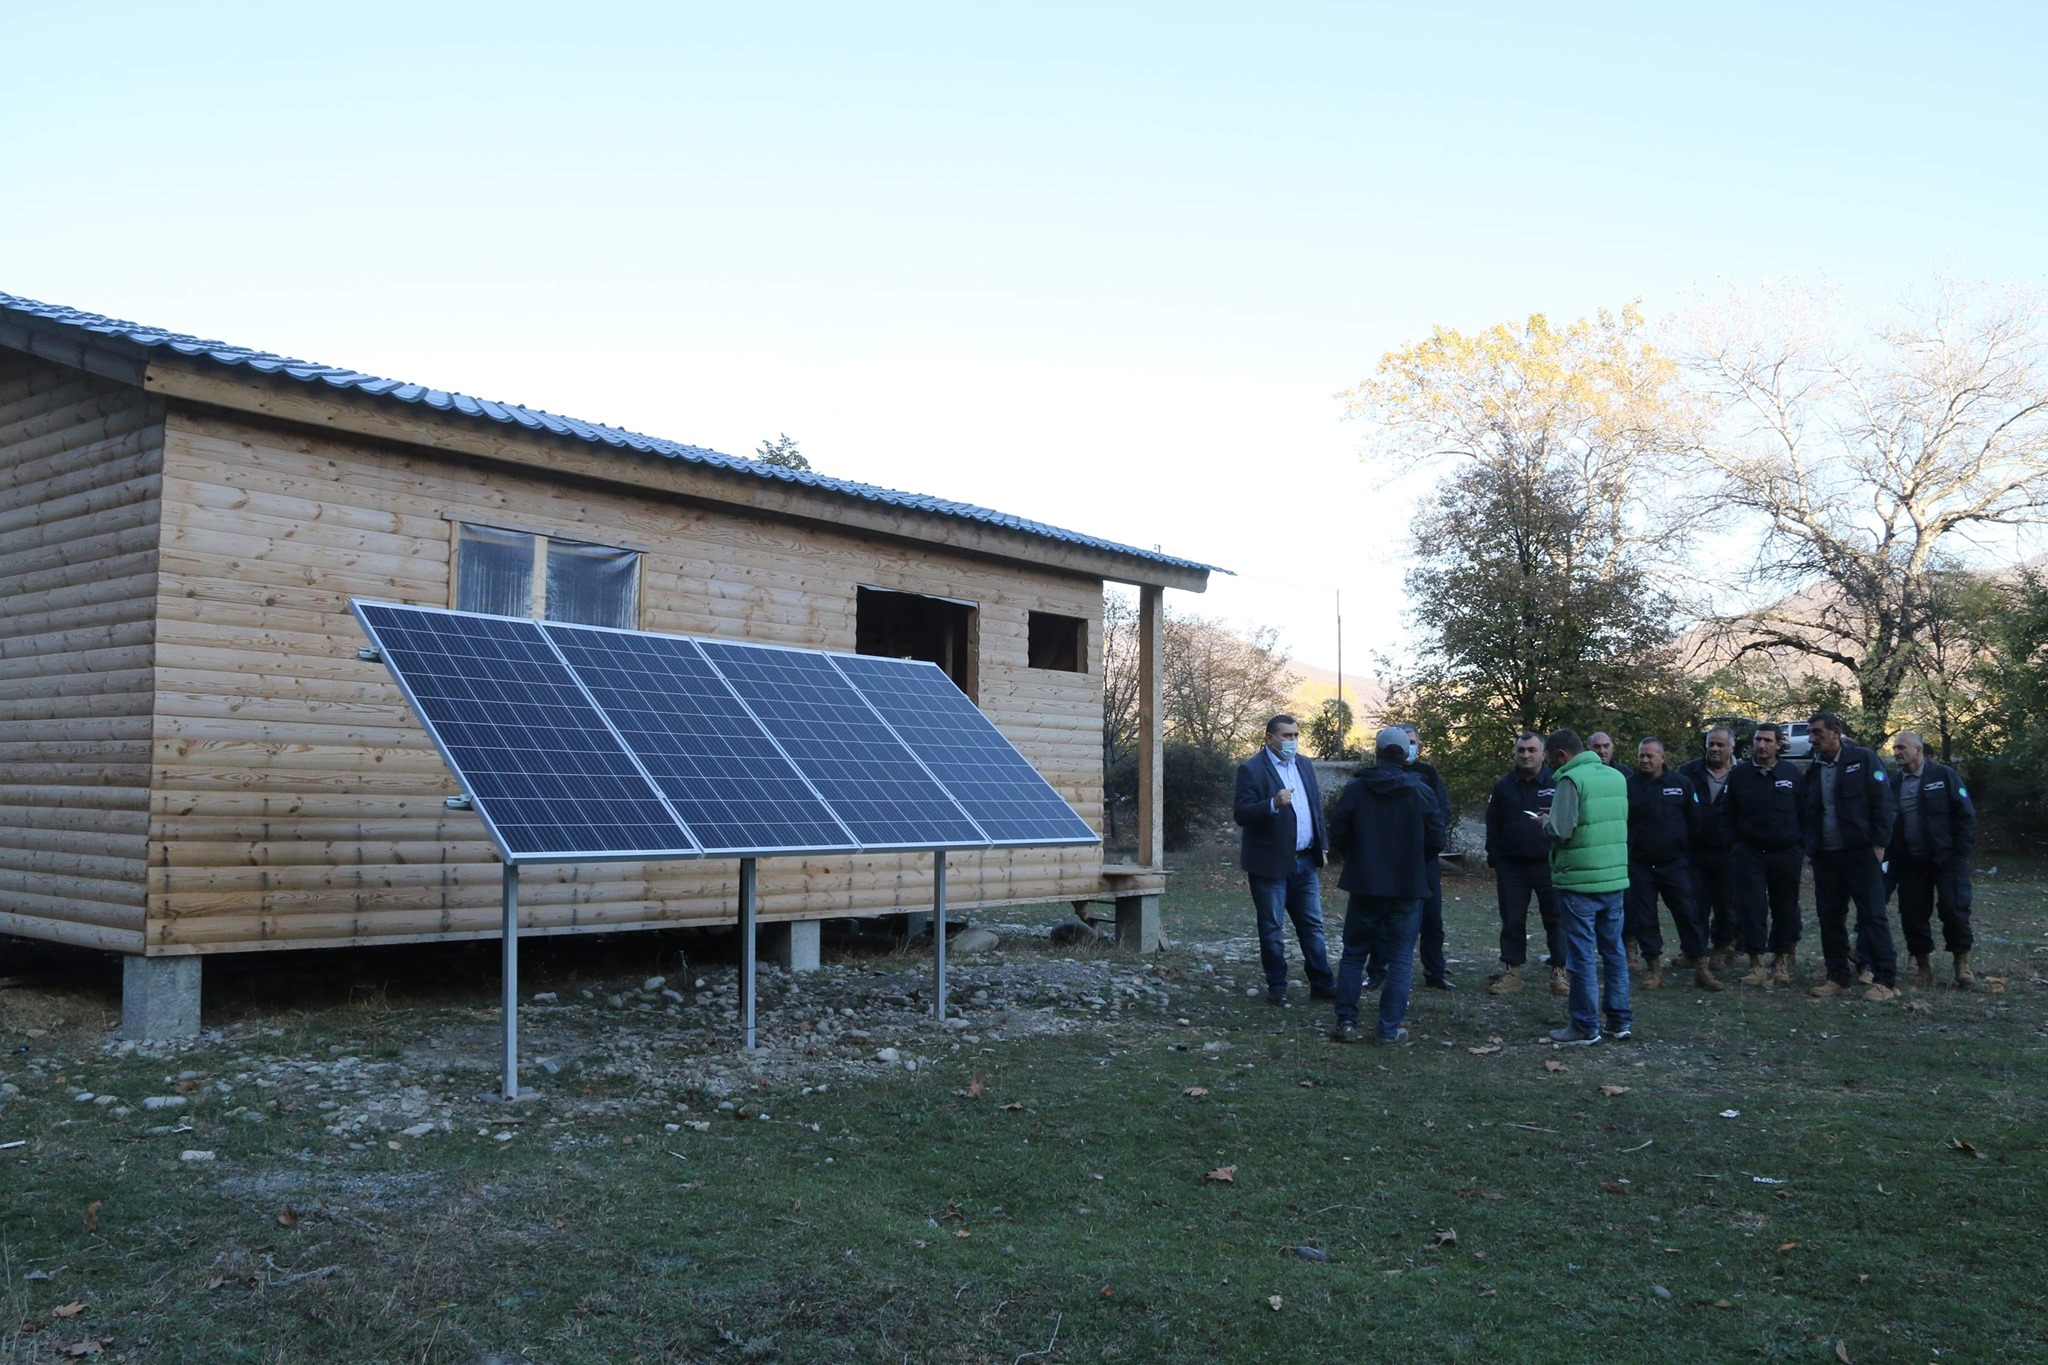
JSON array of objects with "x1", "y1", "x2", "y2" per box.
[
  {"x1": 1399, "y1": 722, "x2": 1456, "y2": 990},
  {"x1": 1483, "y1": 731, "x2": 1566, "y2": 995},
  {"x1": 1233, "y1": 714, "x2": 1335, "y2": 1007},
  {"x1": 1679, "y1": 728, "x2": 1741, "y2": 966}
]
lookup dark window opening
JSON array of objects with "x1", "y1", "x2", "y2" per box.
[
  {"x1": 1028, "y1": 611, "x2": 1086, "y2": 672},
  {"x1": 856, "y1": 586, "x2": 976, "y2": 695}
]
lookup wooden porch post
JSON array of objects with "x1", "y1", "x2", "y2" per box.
[{"x1": 1137, "y1": 584, "x2": 1164, "y2": 870}]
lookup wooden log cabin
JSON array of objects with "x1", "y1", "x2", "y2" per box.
[{"x1": 0, "y1": 291, "x2": 1210, "y2": 1037}]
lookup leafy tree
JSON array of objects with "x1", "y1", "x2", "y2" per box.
[
  {"x1": 1686, "y1": 282, "x2": 2048, "y2": 740},
  {"x1": 754, "y1": 433, "x2": 812, "y2": 471},
  {"x1": 1304, "y1": 697, "x2": 1359, "y2": 761},
  {"x1": 1958, "y1": 567, "x2": 2048, "y2": 825}
]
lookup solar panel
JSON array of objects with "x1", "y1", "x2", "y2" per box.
[
  {"x1": 542, "y1": 624, "x2": 858, "y2": 856},
  {"x1": 354, "y1": 603, "x2": 698, "y2": 863},
  {"x1": 830, "y1": 653, "x2": 1100, "y2": 846},
  {"x1": 696, "y1": 639, "x2": 988, "y2": 849}
]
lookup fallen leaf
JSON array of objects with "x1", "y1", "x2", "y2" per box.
[
  {"x1": 1455, "y1": 1188, "x2": 1478, "y2": 1198},
  {"x1": 62, "y1": 1342, "x2": 103, "y2": 1359},
  {"x1": 1714, "y1": 1299, "x2": 1733, "y2": 1309},
  {"x1": 204, "y1": 1277, "x2": 226, "y2": 1290},
  {"x1": 53, "y1": 1302, "x2": 86, "y2": 1319},
  {"x1": 953, "y1": 1228, "x2": 972, "y2": 1239},
  {"x1": 1598, "y1": 1181, "x2": 1627, "y2": 1196},
  {"x1": 1544, "y1": 1059, "x2": 1567, "y2": 1073},
  {"x1": 912, "y1": 1239, "x2": 929, "y2": 1249},
  {"x1": 1429, "y1": 1228, "x2": 1458, "y2": 1248},
  {"x1": 682, "y1": 1120, "x2": 710, "y2": 1132},
  {"x1": 1182, "y1": 1086, "x2": 1209, "y2": 1097},
  {"x1": 1099, "y1": 1285, "x2": 1114, "y2": 1297},
  {"x1": 1267, "y1": 1294, "x2": 1283, "y2": 1311},
  {"x1": 1777, "y1": 1241, "x2": 1799, "y2": 1253},
  {"x1": 1467, "y1": 1045, "x2": 1502, "y2": 1055},
  {"x1": 1836, "y1": 1342, "x2": 1852, "y2": 1363},
  {"x1": 1204, "y1": 1165, "x2": 1238, "y2": 1184},
  {"x1": 1948, "y1": 1138, "x2": 1987, "y2": 1159},
  {"x1": 1876, "y1": 1183, "x2": 1889, "y2": 1195},
  {"x1": 277, "y1": 1208, "x2": 301, "y2": 1227},
  {"x1": 1984, "y1": 976, "x2": 2006, "y2": 994},
  {"x1": 174, "y1": 1079, "x2": 200, "y2": 1094},
  {"x1": 999, "y1": 1102, "x2": 1026, "y2": 1112},
  {"x1": 82, "y1": 1202, "x2": 100, "y2": 1234},
  {"x1": 1599, "y1": 1085, "x2": 1631, "y2": 1096},
  {"x1": 1298, "y1": 1080, "x2": 1314, "y2": 1089}
]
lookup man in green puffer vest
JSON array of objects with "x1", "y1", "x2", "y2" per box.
[{"x1": 1542, "y1": 728, "x2": 1632, "y2": 1045}]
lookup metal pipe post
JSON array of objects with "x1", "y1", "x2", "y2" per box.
[
  {"x1": 933, "y1": 850, "x2": 948, "y2": 1022},
  {"x1": 740, "y1": 858, "x2": 758, "y2": 1050},
  {"x1": 501, "y1": 862, "x2": 520, "y2": 1100}
]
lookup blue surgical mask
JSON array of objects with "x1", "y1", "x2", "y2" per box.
[
  {"x1": 1406, "y1": 741, "x2": 1419, "y2": 763},
  {"x1": 1278, "y1": 738, "x2": 1298, "y2": 759}
]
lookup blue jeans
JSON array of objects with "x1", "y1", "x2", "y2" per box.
[
  {"x1": 1249, "y1": 854, "x2": 1334, "y2": 998},
  {"x1": 1335, "y1": 895, "x2": 1421, "y2": 1038},
  {"x1": 1559, "y1": 890, "x2": 1630, "y2": 1036}
]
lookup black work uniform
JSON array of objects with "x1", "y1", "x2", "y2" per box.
[
  {"x1": 1802, "y1": 743, "x2": 1899, "y2": 988},
  {"x1": 1376, "y1": 757, "x2": 1451, "y2": 986},
  {"x1": 1725, "y1": 760, "x2": 1805, "y2": 956},
  {"x1": 1679, "y1": 757, "x2": 1739, "y2": 950},
  {"x1": 1887, "y1": 761, "x2": 1978, "y2": 956},
  {"x1": 1484, "y1": 766, "x2": 1562, "y2": 967},
  {"x1": 1625, "y1": 767, "x2": 1708, "y2": 961}
]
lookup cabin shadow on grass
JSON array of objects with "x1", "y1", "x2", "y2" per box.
[{"x1": 2, "y1": 854, "x2": 2045, "y2": 1363}]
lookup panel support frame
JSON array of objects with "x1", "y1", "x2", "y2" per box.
[
  {"x1": 501, "y1": 862, "x2": 520, "y2": 1101},
  {"x1": 740, "y1": 857, "x2": 759, "y2": 1050},
  {"x1": 933, "y1": 849, "x2": 949, "y2": 1022}
]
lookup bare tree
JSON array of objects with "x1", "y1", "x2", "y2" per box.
[
  {"x1": 1161, "y1": 613, "x2": 1299, "y2": 758},
  {"x1": 1100, "y1": 590, "x2": 1141, "y2": 771},
  {"x1": 1685, "y1": 283, "x2": 2048, "y2": 739}
]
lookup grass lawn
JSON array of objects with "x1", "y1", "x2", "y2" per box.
[{"x1": 3, "y1": 851, "x2": 2044, "y2": 1363}]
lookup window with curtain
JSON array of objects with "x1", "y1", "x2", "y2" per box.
[{"x1": 454, "y1": 523, "x2": 640, "y2": 628}]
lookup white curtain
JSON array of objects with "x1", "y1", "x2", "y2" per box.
[
  {"x1": 455, "y1": 524, "x2": 535, "y2": 618},
  {"x1": 545, "y1": 537, "x2": 640, "y2": 629}
]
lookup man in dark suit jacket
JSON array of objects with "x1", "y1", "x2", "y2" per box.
[{"x1": 1233, "y1": 713, "x2": 1334, "y2": 1005}]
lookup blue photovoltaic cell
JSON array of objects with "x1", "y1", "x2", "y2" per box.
[
  {"x1": 543, "y1": 625, "x2": 857, "y2": 855},
  {"x1": 696, "y1": 640, "x2": 987, "y2": 848},
  {"x1": 830, "y1": 654, "x2": 1100, "y2": 846},
  {"x1": 357, "y1": 605, "x2": 694, "y2": 860}
]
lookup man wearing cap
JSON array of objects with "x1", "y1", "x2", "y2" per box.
[
  {"x1": 1888, "y1": 731, "x2": 1979, "y2": 989},
  {"x1": 1233, "y1": 713, "x2": 1336, "y2": 1007},
  {"x1": 1326, "y1": 727, "x2": 1447, "y2": 1044},
  {"x1": 1483, "y1": 731, "x2": 1565, "y2": 996},
  {"x1": 1801, "y1": 713, "x2": 1899, "y2": 1000},
  {"x1": 1542, "y1": 728, "x2": 1632, "y2": 1045},
  {"x1": 1399, "y1": 722, "x2": 1456, "y2": 990}
]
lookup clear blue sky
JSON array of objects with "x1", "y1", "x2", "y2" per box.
[{"x1": 6, "y1": 2, "x2": 2044, "y2": 672}]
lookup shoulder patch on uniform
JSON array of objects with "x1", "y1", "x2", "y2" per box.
[{"x1": 1872, "y1": 768, "x2": 1884, "y2": 781}]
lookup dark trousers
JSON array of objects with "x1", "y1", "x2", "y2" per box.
[
  {"x1": 1494, "y1": 859, "x2": 1562, "y2": 966},
  {"x1": 1692, "y1": 851, "x2": 1738, "y2": 949},
  {"x1": 1248, "y1": 854, "x2": 1334, "y2": 998},
  {"x1": 1335, "y1": 895, "x2": 1422, "y2": 1038},
  {"x1": 1889, "y1": 852, "x2": 1974, "y2": 956},
  {"x1": 1812, "y1": 847, "x2": 1897, "y2": 987},
  {"x1": 1627, "y1": 857, "x2": 1709, "y2": 961},
  {"x1": 1734, "y1": 843, "x2": 1803, "y2": 956},
  {"x1": 1372, "y1": 864, "x2": 1446, "y2": 985}
]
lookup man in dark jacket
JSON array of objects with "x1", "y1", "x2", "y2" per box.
[
  {"x1": 1483, "y1": 731, "x2": 1565, "y2": 996},
  {"x1": 1232, "y1": 714, "x2": 1335, "y2": 1006},
  {"x1": 1887, "y1": 731, "x2": 1979, "y2": 989},
  {"x1": 1679, "y1": 727, "x2": 1740, "y2": 965},
  {"x1": 1326, "y1": 727, "x2": 1447, "y2": 1044},
  {"x1": 1400, "y1": 722, "x2": 1455, "y2": 989},
  {"x1": 1626, "y1": 738, "x2": 1720, "y2": 991},
  {"x1": 1724, "y1": 723, "x2": 1807, "y2": 986},
  {"x1": 1802, "y1": 713, "x2": 1899, "y2": 1000}
]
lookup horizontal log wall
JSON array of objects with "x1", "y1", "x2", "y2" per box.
[
  {"x1": 0, "y1": 351, "x2": 164, "y2": 954},
  {"x1": 147, "y1": 405, "x2": 1107, "y2": 951}
]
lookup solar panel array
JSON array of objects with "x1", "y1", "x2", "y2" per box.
[{"x1": 353, "y1": 602, "x2": 1099, "y2": 863}]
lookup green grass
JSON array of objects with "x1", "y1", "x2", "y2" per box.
[{"x1": 3, "y1": 853, "x2": 2044, "y2": 1363}]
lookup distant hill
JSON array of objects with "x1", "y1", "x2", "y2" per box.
[{"x1": 1286, "y1": 659, "x2": 1388, "y2": 752}]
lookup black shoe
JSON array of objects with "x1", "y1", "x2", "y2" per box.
[
  {"x1": 1425, "y1": 976, "x2": 1455, "y2": 990},
  {"x1": 1266, "y1": 994, "x2": 1291, "y2": 1008},
  {"x1": 1309, "y1": 987, "x2": 1337, "y2": 1001},
  {"x1": 1606, "y1": 1025, "x2": 1633, "y2": 1041},
  {"x1": 1379, "y1": 1027, "x2": 1412, "y2": 1046},
  {"x1": 1329, "y1": 1022, "x2": 1361, "y2": 1044}
]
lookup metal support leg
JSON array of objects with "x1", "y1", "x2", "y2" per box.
[
  {"x1": 933, "y1": 850, "x2": 948, "y2": 1022},
  {"x1": 501, "y1": 862, "x2": 520, "y2": 1101},
  {"x1": 740, "y1": 858, "x2": 758, "y2": 1050}
]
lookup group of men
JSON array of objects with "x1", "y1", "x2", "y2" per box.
[{"x1": 1235, "y1": 711, "x2": 1980, "y2": 1047}]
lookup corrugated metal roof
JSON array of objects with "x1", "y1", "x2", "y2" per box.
[{"x1": 0, "y1": 290, "x2": 1217, "y2": 579}]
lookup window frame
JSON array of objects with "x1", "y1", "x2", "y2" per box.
[{"x1": 447, "y1": 516, "x2": 645, "y2": 629}]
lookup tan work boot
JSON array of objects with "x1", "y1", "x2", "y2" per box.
[
  {"x1": 1954, "y1": 952, "x2": 1974, "y2": 989},
  {"x1": 1864, "y1": 983, "x2": 1898, "y2": 1002},
  {"x1": 1626, "y1": 937, "x2": 1645, "y2": 973},
  {"x1": 1642, "y1": 955, "x2": 1664, "y2": 990},
  {"x1": 1911, "y1": 953, "x2": 1934, "y2": 989},
  {"x1": 1713, "y1": 945, "x2": 1738, "y2": 968},
  {"x1": 1485, "y1": 964, "x2": 1523, "y2": 995},
  {"x1": 1772, "y1": 951, "x2": 1795, "y2": 986},
  {"x1": 1811, "y1": 978, "x2": 1850, "y2": 998},
  {"x1": 1741, "y1": 954, "x2": 1770, "y2": 986},
  {"x1": 1694, "y1": 959, "x2": 1724, "y2": 992},
  {"x1": 1549, "y1": 966, "x2": 1569, "y2": 996},
  {"x1": 1856, "y1": 965, "x2": 1875, "y2": 985}
]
